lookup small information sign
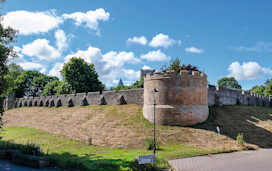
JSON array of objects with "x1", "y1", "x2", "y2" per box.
[{"x1": 138, "y1": 155, "x2": 155, "y2": 164}]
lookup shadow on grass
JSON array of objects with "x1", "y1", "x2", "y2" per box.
[
  {"x1": 193, "y1": 106, "x2": 272, "y2": 148},
  {"x1": 0, "y1": 140, "x2": 157, "y2": 171}
]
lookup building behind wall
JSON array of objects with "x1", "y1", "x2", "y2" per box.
[{"x1": 140, "y1": 69, "x2": 155, "y2": 78}]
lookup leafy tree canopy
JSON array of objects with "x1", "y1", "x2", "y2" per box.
[
  {"x1": 55, "y1": 81, "x2": 74, "y2": 95},
  {"x1": 217, "y1": 77, "x2": 242, "y2": 90},
  {"x1": 14, "y1": 70, "x2": 58, "y2": 98},
  {"x1": 4, "y1": 63, "x2": 23, "y2": 95},
  {"x1": 250, "y1": 85, "x2": 265, "y2": 96},
  {"x1": 42, "y1": 80, "x2": 60, "y2": 96},
  {"x1": 264, "y1": 79, "x2": 272, "y2": 87},
  {"x1": 264, "y1": 83, "x2": 272, "y2": 97},
  {"x1": 61, "y1": 57, "x2": 104, "y2": 93},
  {"x1": 0, "y1": 0, "x2": 18, "y2": 129},
  {"x1": 161, "y1": 57, "x2": 199, "y2": 74},
  {"x1": 249, "y1": 79, "x2": 272, "y2": 97}
]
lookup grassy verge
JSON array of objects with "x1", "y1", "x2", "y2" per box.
[{"x1": 0, "y1": 126, "x2": 234, "y2": 170}]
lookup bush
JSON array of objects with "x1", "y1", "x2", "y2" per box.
[
  {"x1": 145, "y1": 138, "x2": 160, "y2": 150},
  {"x1": 0, "y1": 141, "x2": 40, "y2": 155},
  {"x1": 129, "y1": 158, "x2": 156, "y2": 171},
  {"x1": 236, "y1": 133, "x2": 245, "y2": 149},
  {"x1": 145, "y1": 138, "x2": 154, "y2": 150},
  {"x1": 87, "y1": 138, "x2": 92, "y2": 145}
]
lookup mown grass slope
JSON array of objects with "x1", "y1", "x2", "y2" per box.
[
  {"x1": 2, "y1": 105, "x2": 272, "y2": 170},
  {"x1": 3, "y1": 105, "x2": 241, "y2": 150}
]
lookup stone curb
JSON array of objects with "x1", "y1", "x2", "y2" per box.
[{"x1": 0, "y1": 149, "x2": 50, "y2": 168}]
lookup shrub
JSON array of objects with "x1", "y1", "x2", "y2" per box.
[
  {"x1": 145, "y1": 138, "x2": 154, "y2": 150},
  {"x1": 145, "y1": 138, "x2": 160, "y2": 150},
  {"x1": 87, "y1": 138, "x2": 92, "y2": 145},
  {"x1": 236, "y1": 133, "x2": 245, "y2": 149}
]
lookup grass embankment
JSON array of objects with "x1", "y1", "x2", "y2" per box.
[
  {"x1": 2, "y1": 105, "x2": 272, "y2": 170},
  {"x1": 1, "y1": 126, "x2": 227, "y2": 170}
]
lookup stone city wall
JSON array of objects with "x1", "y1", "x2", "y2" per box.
[
  {"x1": 208, "y1": 85, "x2": 271, "y2": 107},
  {"x1": 4, "y1": 89, "x2": 143, "y2": 109},
  {"x1": 4, "y1": 85, "x2": 272, "y2": 109}
]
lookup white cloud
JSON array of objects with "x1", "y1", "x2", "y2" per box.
[
  {"x1": 185, "y1": 47, "x2": 204, "y2": 53},
  {"x1": 62, "y1": 8, "x2": 110, "y2": 33},
  {"x1": 64, "y1": 46, "x2": 141, "y2": 87},
  {"x1": 3, "y1": 10, "x2": 63, "y2": 35},
  {"x1": 18, "y1": 62, "x2": 43, "y2": 70},
  {"x1": 149, "y1": 33, "x2": 181, "y2": 48},
  {"x1": 40, "y1": 68, "x2": 47, "y2": 74},
  {"x1": 103, "y1": 51, "x2": 141, "y2": 67},
  {"x1": 122, "y1": 69, "x2": 140, "y2": 80},
  {"x1": 141, "y1": 49, "x2": 170, "y2": 61},
  {"x1": 230, "y1": 42, "x2": 272, "y2": 52},
  {"x1": 127, "y1": 36, "x2": 147, "y2": 45},
  {"x1": 49, "y1": 62, "x2": 64, "y2": 78},
  {"x1": 55, "y1": 29, "x2": 67, "y2": 51},
  {"x1": 21, "y1": 39, "x2": 61, "y2": 60},
  {"x1": 65, "y1": 46, "x2": 104, "y2": 65},
  {"x1": 142, "y1": 65, "x2": 152, "y2": 69},
  {"x1": 228, "y1": 61, "x2": 272, "y2": 80}
]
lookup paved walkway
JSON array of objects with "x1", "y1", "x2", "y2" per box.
[{"x1": 169, "y1": 149, "x2": 272, "y2": 171}]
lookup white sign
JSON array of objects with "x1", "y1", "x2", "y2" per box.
[
  {"x1": 139, "y1": 155, "x2": 155, "y2": 164},
  {"x1": 216, "y1": 126, "x2": 220, "y2": 133}
]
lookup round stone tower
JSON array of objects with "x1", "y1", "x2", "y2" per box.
[{"x1": 143, "y1": 70, "x2": 208, "y2": 126}]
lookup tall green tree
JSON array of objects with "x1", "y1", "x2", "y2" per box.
[
  {"x1": 42, "y1": 80, "x2": 60, "y2": 96},
  {"x1": 55, "y1": 81, "x2": 74, "y2": 95},
  {"x1": 4, "y1": 63, "x2": 23, "y2": 95},
  {"x1": 264, "y1": 79, "x2": 272, "y2": 87},
  {"x1": 250, "y1": 85, "x2": 265, "y2": 96},
  {"x1": 14, "y1": 71, "x2": 58, "y2": 97},
  {"x1": 264, "y1": 84, "x2": 272, "y2": 97},
  {"x1": 217, "y1": 77, "x2": 242, "y2": 90},
  {"x1": 61, "y1": 57, "x2": 104, "y2": 93},
  {"x1": 0, "y1": 0, "x2": 18, "y2": 129}
]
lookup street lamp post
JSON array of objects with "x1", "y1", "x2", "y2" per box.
[{"x1": 152, "y1": 87, "x2": 158, "y2": 164}]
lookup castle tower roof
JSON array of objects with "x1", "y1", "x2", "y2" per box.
[{"x1": 118, "y1": 78, "x2": 124, "y2": 86}]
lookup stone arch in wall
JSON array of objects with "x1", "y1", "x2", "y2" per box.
[
  {"x1": 49, "y1": 99, "x2": 55, "y2": 107},
  {"x1": 45, "y1": 100, "x2": 49, "y2": 107},
  {"x1": 67, "y1": 98, "x2": 74, "y2": 107},
  {"x1": 100, "y1": 96, "x2": 107, "y2": 105},
  {"x1": 118, "y1": 95, "x2": 126, "y2": 105},
  {"x1": 28, "y1": 100, "x2": 32, "y2": 107},
  {"x1": 24, "y1": 101, "x2": 27, "y2": 107},
  {"x1": 56, "y1": 99, "x2": 62, "y2": 107},
  {"x1": 39, "y1": 100, "x2": 43, "y2": 107},
  {"x1": 19, "y1": 101, "x2": 22, "y2": 107},
  {"x1": 81, "y1": 97, "x2": 88, "y2": 106},
  {"x1": 34, "y1": 100, "x2": 38, "y2": 106}
]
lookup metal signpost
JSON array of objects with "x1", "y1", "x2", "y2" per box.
[
  {"x1": 216, "y1": 126, "x2": 225, "y2": 149},
  {"x1": 152, "y1": 87, "x2": 158, "y2": 165},
  {"x1": 139, "y1": 88, "x2": 158, "y2": 166}
]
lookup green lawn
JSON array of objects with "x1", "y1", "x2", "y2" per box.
[{"x1": 0, "y1": 126, "x2": 233, "y2": 170}]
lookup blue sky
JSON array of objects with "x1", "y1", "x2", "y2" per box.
[{"x1": 2, "y1": 0, "x2": 272, "y2": 89}]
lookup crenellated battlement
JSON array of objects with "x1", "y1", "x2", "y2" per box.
[{"x1": 144, "y1": 70, "x2": 207, "y2": 81}]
